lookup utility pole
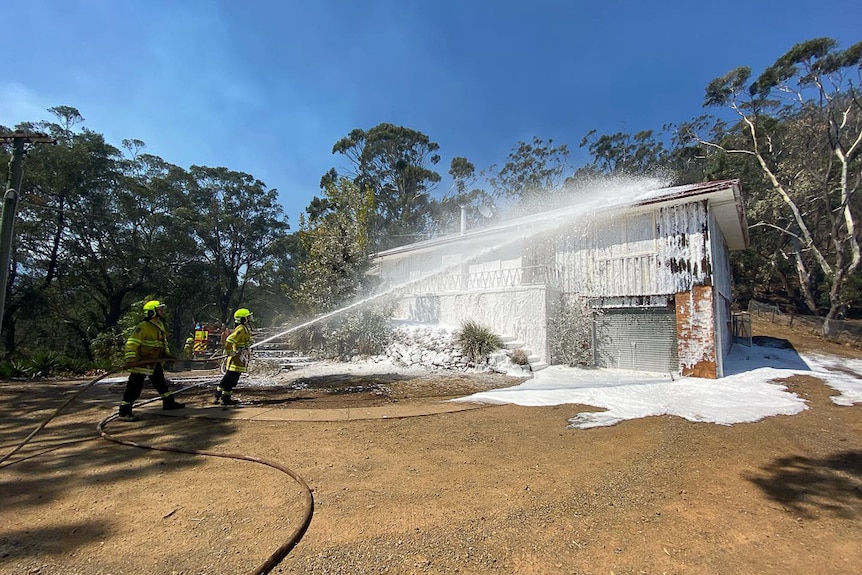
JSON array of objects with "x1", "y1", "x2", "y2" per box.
[{"x1": 0, "y1": 130, "x2": 55, "y2": 334}]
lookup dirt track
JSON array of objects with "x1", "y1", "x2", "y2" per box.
[{"x1": 1, "y1": 324, "x2": 861, "y2": 575}]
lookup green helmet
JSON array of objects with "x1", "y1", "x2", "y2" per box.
[
  {"x1": 143, "y1": 300, "x2": 166, "y2": 316},
  {"x1": 234, "y1": 308, "x2": 253, "y2": 324}
]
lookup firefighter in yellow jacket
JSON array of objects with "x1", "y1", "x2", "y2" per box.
[
  {"x1": 213, "y1": 308, "x2": 253, "y2": 405},
  {"x1": 118, "y1": 300, "x2": 186, "y2": 421}
]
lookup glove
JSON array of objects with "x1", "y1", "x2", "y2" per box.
[{"x1": 123, "y1": 360, "x2": 135, "y2": 370}]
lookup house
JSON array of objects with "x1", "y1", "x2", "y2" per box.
[{"x1": 369, "y1": 179, "x2": 749, "y2": 378}]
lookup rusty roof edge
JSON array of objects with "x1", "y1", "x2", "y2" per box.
[{"x1": 631, "y1": 179, "x2": 740, "y2": 207}]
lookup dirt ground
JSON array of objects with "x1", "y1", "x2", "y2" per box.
[{"x1": 1, "y1": 320, "x2": 861, "y2": 575}]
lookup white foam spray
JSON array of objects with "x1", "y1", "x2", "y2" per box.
[{"x1": 252, "y1": 174, "x2": 671, "y2": 349}]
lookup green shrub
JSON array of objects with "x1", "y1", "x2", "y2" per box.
[
  {"x1": 60, "y1": 356, "x2": 95, "y2": 375},
  {"x1": 0, "y1": 354, "x2": 95, "y2": 379},
  {"x1": 0, "y1": 360, "x2": 27, "y2": 379},
  {"x1": 289, "y1": 305, "x2": 394, "y2": 359},
  {"x1": 290, "y1": 323, "x2": 326, "y2": 353},
  {"x1": 455, "y1": 320, "x2": 503, "y2": 364},
  {"x1": 326, "y1": 306, "x2": 394, "y2": 358},
  {"x1": 26, "y1": 351, "x2": 63, "y2": 378},
  {"x1": 91, "y1": 329, "x2": 124, "y2": 369}
]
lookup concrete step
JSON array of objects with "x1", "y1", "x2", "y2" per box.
[{"x1": 529, "y1": 361, "x2": 549, "y2": 372}]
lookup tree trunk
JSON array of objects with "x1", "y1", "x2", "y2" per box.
[{"x1": 789, "y1": 239, "x2": 819, "y2": 314}]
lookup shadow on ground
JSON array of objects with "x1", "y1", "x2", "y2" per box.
[
  {"x1": 744, "y1": 450, "x2": 862, "y2": 519},
  {"x1": 0, "y1": 379, "x2": 240, "y2": 563}
]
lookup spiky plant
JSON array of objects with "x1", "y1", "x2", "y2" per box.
[{"x1": 455, "y1": 320, "x2": 503, "y2": 364}]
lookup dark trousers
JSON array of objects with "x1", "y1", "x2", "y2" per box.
[
  {"x1": 122, "y1": 362, "x2": 170, "y2": 406},
  {"x1": 218, "y1": 370, "x2": 241, "y2": 394}
]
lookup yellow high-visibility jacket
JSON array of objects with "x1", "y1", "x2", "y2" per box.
[
  {"x1": 224, "y1": 323, "x2": 252, "y2": 373},
  {"x1": 125, "y1": 318, "x2": 170, "y2": 375}
]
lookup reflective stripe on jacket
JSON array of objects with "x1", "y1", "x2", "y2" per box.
[
  {"x1": 125, "y1": 318, "x2": 169, "y2": 375},
  {"x1": 225, "y1": 324, "x2": 252, "y2": 373}
]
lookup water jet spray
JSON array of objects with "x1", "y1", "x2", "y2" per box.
[{"x1": 253, "y1": 176, "x2": 671, "y2": 349}]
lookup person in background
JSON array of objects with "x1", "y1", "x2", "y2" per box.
[
  {"x1": 118, "y1": 300, "x2": 186, "y2": 421},
  {"x1": 213, "y1": 308, "x2": 253, "y2": 406},
  {"x1": 183, "y1": 336, "x2": 194, "y2": 358},
  {"x1": 182, "y1": 336, "x2": 195, "y2": 370}
]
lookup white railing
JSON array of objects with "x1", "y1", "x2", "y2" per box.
[{"x1": 403, "y1": 265, "x2": 561, "y2": 294}]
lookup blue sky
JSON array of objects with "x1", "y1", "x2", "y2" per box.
[{"x1": 2, "y1": 0, "x2": 859, "y2": 224}]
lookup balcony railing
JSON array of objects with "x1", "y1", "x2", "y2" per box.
[
  {"x1": 591, "y1": 254, "x2": 659, "y2": 296},
  {"x1": 402, "y1": 265, "x2": 561, "y2": 294}
]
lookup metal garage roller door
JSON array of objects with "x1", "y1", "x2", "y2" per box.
[{"x1": 594, "y1": 308, "x2": 678, "y2": 372}]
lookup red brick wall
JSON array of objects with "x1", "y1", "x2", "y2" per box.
[{"x1": 675, "y1": 286, "x2": 717, "y2": 378}]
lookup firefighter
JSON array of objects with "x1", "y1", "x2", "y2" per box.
[
  {"x1": 213, "y1": 308, "x2": 253, "y2": 406},
  {"x1": 183, "y1": 337, "x2": 194, "y2": 358},
  {"x1": 118, "y1": 300, "x2": 186, "y2": 421},
  {"x1": 182, "y1": 336, "x2": 195, "y2": 370}
]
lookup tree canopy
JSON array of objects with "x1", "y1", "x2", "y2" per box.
[
  {"x1": 1, "y1": 108, "x2": 295, "y2": 362},
  {"x1": 685, "y1": 37, "x2": 862, "y2": 320},
  {"x1": 327, "y1": 123, "x2": 442, "y2": 250}
]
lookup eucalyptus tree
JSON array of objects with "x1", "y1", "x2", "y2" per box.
[
  {"x1": 57, "y1": 140, "x2": 198, "y2": 356},
  {"x1": 573, "y1": 126, "x2": 716, "y2": 187},
  {"x1": 119, "y1": 148, "x2": 206, "y2": 344},
  {"x1": 176, "y1": 166, "x2": 290, "y2": 325},
  {"x1": 427, "y1": 156, "x2": 497, "y2": 236},
  {"x1": 295, "y1": 176, "x2": 375, "y2": 314},
  {"x1": 249, "y1": 231, "x2": 304, "y2": 325},
  {"x1": 486, "y1": 136, "x2": 570, "y2": 205},
  {"x1": 577, "y1": 130, "x2": 668, "y2": 176},
  {"x1": 683, "y1": 37, "x2": 862, "y2": 320},
  {"x1": 328, "y1": 123, "x2": 442, "y2": 249},
  {"x1": 1, "y1": 107, "x2": 144, "y2": 355}
]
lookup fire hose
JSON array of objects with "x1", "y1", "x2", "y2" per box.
[{"x1": 0, "y1": 357, "x2": 315, "y2": 575}]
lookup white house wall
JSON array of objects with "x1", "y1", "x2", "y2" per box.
[
  {"x1": 393, "y1": 287, "x2": 551, "y2": 362},
  {"x1": 709, "y1": 211, "x2": 731, "y2": 300},
  {"x1": 556, "y1": 201, "x2": 712, "y2": 299},
  {"x1": 709, "y1": 210, "x2": 733, "y2": 376}
]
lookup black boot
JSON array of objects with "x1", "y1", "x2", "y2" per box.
[
  {"x1": 118, "y1": 405, "x2": 138, "y2": 422},
  {"x1": 163, "y1": 396, "x2": 186, "y2": 410},
  {"x1": 221, "y1": 395, "x2": 240, "y2": 406},
  {"x1": 213, "y1": 388, "x2": 222, "y2": 405}
]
